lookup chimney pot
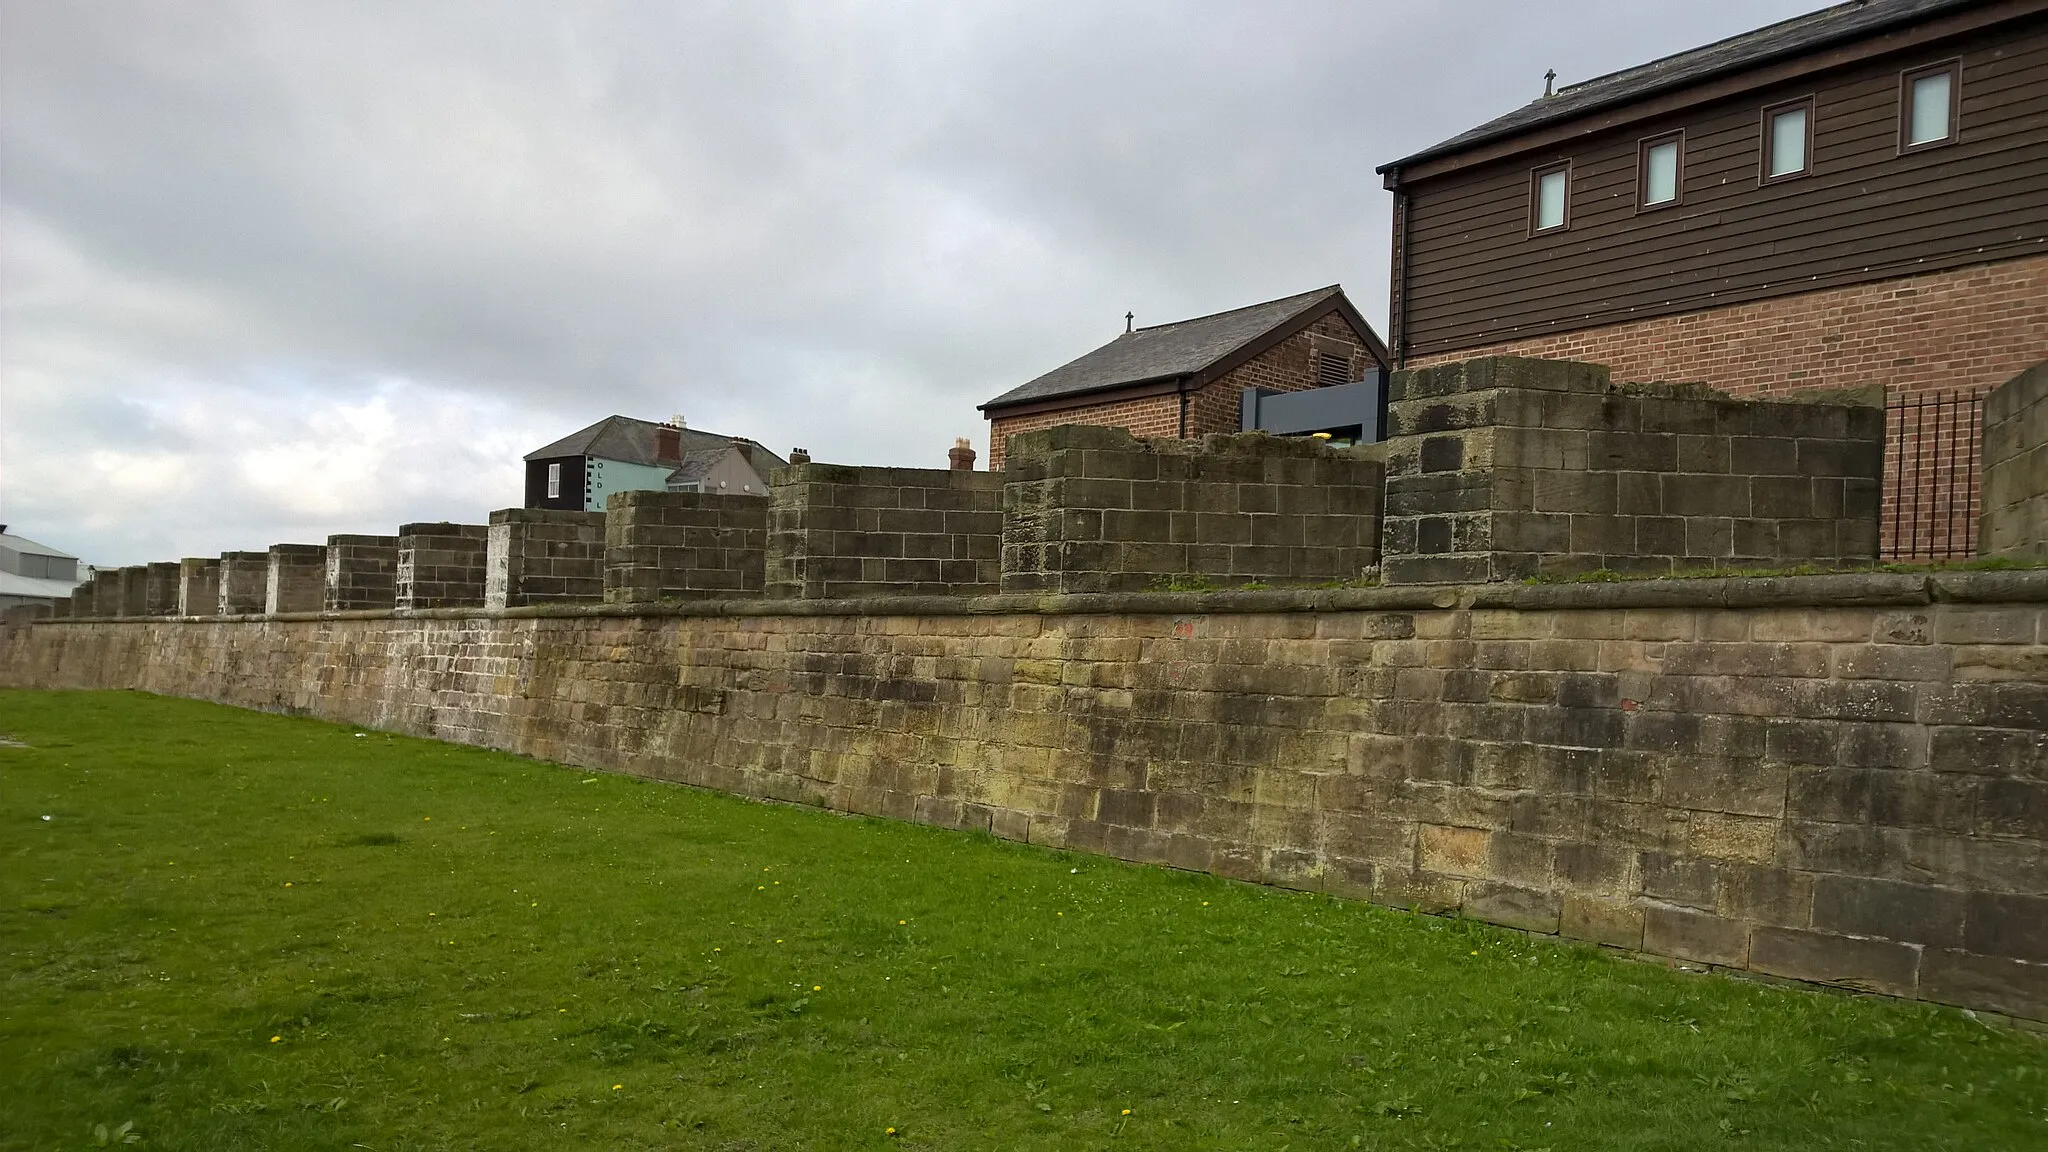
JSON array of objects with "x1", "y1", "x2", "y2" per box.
[
  {"x1": 948, "y1": 437, "x2": 977, "y2": 471},
  {"x1": 790, "y1": 447, "x2": 811, "y2": 465}
]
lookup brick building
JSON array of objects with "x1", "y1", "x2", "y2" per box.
[
  {"x1": 1378, "y1": 0, "x2": 2048, "y2": 559},
  {"x1": 979, "y1": 285, "x2": 1390, "y2": 470}
]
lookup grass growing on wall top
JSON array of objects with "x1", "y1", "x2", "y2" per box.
[{"x1": 1, "y1": 691, "x2": 2044, "y2": 1151}]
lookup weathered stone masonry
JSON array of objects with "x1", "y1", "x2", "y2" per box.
[{"x1": 6, "y1": 571, "x2": 2046, "y2": 1024}]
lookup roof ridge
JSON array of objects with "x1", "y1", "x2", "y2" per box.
[
  {"x1": 1554, "y1": 0, "x2": 1869, "y2": 99},
  {"x1": 1132, "y1": 284, "x2": 1340, "y2": 334}
]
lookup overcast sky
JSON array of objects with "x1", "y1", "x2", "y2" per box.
[{"x1": 2, "y1": 0, "x2": 1826, "y2": 567}]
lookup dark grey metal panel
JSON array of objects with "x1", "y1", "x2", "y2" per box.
[{"x1": 1240, "y1": 373, "x2": 1387, "y2": 442}]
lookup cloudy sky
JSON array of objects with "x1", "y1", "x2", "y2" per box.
[{"x1": 2, "y1": 0, "x2": 1825, "y2": 567}]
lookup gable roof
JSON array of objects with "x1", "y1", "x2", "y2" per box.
[
  {"x1": 980, "y1": 285, "x2": 1387, "y2": 412},
  {"x1": 1378, "y1": 0, "x2": 1985, "y2": 175},
  {"x1": 525, "y1": 415, "x2": 786, "y2": 470}
]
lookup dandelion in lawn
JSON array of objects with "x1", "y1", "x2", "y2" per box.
[
  {"x1": 885, "y1": 1127, "x2": 897, "y2": 1136},
  {"x1": 898, "y1": 920, "x2": 906, "y2": 925},
  {"x1": 813, "y1": 985, "x2": 821, "y2": 991},
  {"x1": 270, "y1": 1036, "x2": 280, "y2": 1043},
  {"x1": 284, "y1": 882, "x2": 292, "y2": 887},
  {"x1": 1122, "y1": 1109, "x2": 1132, "y2": 1115},
  {"x1": 612, "y1": 1084, "x2": 622, "y2": 1091}
]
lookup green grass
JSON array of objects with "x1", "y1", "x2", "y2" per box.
[{"x1": 2, "y1": 691, "x2": 2044, "y2": 1150}]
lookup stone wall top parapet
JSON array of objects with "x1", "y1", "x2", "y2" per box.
[{"x1": 33, "y1": 567, "x2": 2048, "y2": 624}]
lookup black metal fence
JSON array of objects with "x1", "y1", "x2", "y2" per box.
[{"x1": 1882, "y1": 389, "x2": 1986, "y2": 562}]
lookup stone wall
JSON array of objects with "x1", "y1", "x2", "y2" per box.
[
  {"x1": 265, "y1": 545, "x2": 326, "y2": 614},
  {"x1": 1405, "y1": 257, "x2": 2048, "y2": 567},
  {"x1": 144, "y1": 562, "x2": 180, "y2": 616},
  {"x1": 397, "y1": 524, "x2": 488, "y2": 610},
  {"x1": 766, "y1": 464, "x2": 1003, "y2": 599},
  {"x1": 1001, "y1": 426, "x2": 1383, "y2": 594},
  {"x1": 1381, "y1": 357, "x2": 1883, "y2": 585},
  {"x1": 603, "y1": 490, "x2": 767, "y2": 604},
  {"x1": 116, "y1": 566, "x2": 148, "y2": 617},
  {"x1": 486, "y1": 509, "x2": 606, "y2": 609},
  {"x1": 70, "y1": 583, "x2": 92, "y2": 617},
  {"x1": 218, "y1": 552, "x2": 269, "y2": 615},
  {"x1": 326, "y1": 534, "x2": 400, "y2": 611},
  {"x1": 1981, "y1": 362, "x2": 2048, "y2": 560},
  {"x1": 5, "y1": 572, "x2": 2045, "y2": 1024},
  {"x1": 178, "y1": 559, "x2": 220, "y2": 617}
]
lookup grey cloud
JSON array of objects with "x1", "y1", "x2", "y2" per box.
[{"x1": 2, "y1": 0, "x2": 1819, "y2": 565}]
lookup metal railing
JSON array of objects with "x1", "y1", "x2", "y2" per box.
[{"x1": 1882, "y1": 389, "x2": 1985, "y2": 562}]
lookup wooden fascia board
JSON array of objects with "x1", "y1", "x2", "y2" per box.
[{"x1": 1383, "y1": 0, "x2": 2048, "y2": 188}]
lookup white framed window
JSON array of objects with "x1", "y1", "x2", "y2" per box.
[
  {"x1": 1901, "y1": 61, "x2": 1959, "y2": 151},
  {"x1": 1638, "y1": 132, "x2": 1683, "y2": 209},
  {"x1": 1530, "y1": 162, "x2": 1570, "y2": 234},
  {"x1": 1760, "y1": 98, "x2": 1813, "y2": 183},
  {"x1": 546, "y1": 462, "x2": 561, "y2": 499}
]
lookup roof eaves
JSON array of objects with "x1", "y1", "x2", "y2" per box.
[{"x1": 978, "y1": 370, "x2": 1195, "y2": 413}]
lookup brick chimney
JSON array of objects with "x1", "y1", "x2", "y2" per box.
[
  {"x1": 655, "y1": 421, "x2": 683, "y2": 466},
  {"x1": 729, "y1": 437, "x2": 755, "y2": 470},
  {"x1": 949, "y1": 437, "x2": 976, "y2": 471},
  {"x1": 790, "y1": 447, "x2": 811, "y2": 465}
]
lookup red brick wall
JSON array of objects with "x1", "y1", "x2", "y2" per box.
[
  {"x1": 988, "y1": 310, "x2": 1373, "y2": 469},
  {"x1": 1409, "y1": 252, "x2": 2048, "y2": 561},
  {"x1": 1407, "y1": 252, "x2": 2048, "y2": 400},
  {"x1": 988, "y1": 393, "x2": 1181, "y2": 470}
]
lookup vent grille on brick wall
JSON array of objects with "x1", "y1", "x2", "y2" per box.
[
  {"x1": 1882, "y1": 389, "x2": 1984, "y2": 562},
  {"x1": 1316, "y1": 352, "x2": 1351, "y2": 387}
]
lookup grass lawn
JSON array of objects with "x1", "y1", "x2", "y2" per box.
[{"x1": 2, "y1": 690, "x2": 2044, "y2": 1150}]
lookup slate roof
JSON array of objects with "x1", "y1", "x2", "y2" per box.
[
  {"x1": 0, "y1": 532, "x2": 77, "y2": 560},
  {"x1": 1379, "y1": 0, "x2": 1984, "y2": 174},
  {"x1": 525, "y1": 415, "x2": 785, "y2": 469},
  {"x1": 981, "y1": 285, "x2": 1376, "y2": 411}
]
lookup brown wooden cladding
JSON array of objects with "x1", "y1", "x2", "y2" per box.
[{"x1": 1397, "y1": 14, "x2": 2048, "y2": 360}]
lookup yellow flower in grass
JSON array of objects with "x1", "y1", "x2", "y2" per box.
[
  {"x1": 885, "y1": 1127, "x2": 898, "y2": 1137},
  {"x1": 269, "y1": 1035, "x2": 280, "y2": 1043}
]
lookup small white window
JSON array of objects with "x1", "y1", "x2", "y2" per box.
[
  {"x1": 1641, "y1": 135, "x2": 1681, "y2": 207},
  {"x1": 546, "y1": 462, "x2": 561, "y2": 499},
  {"x1": 1904, "y1": 65, "x2": 1956, "y2": 148},
  {"x1": 1763, "y1": 101, "x2": 1811, "y2": 181},
  {"x1": 1531, "y1": 165, "x2": 1569, "y2": 233}
]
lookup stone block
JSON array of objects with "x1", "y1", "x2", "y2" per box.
[
  {"x1": 325, "y1": 534, "x2": 400, "y2": 611},
  {"x1": 1000, "y1": 429, "x2": 1381, "y2": 594},
  {"x1": 1963, "y1": 891, "x2": 2048, "y2": 962},
  {"x1": 1464, "y1": 881, "x2": 1561, "y2": 934},
  {"x1": 1811, "y1": 875, "x2": 1964, "y2": 948},
  {"x1": 177, "y1": 558, "x2": 220, "y2": 617},
  {"x1": 605, "y1": 490, "x2": 767, "y2": 603},
  {"x1": 217, "y1": 551, "x2": 269, "y2": 615},
  {"x1": 265, "y1": 545, "x2": 325, "y2": 614},
  {"x1": 1749, "y1": 927, "x2": 1920, "y2": 995},
  {"x1": 397, "y1": 523, "x2": 488, "y2": 609},
  {"x1": 486, "y1": 509, "x2": 605, "y2": 608},
  {"x1": 1643, "y1": 905, "x2": 1750, "y2": 967},
  {"x1": 1381, "y1": 356, "x2": 1884, "y2": 584},
  {"x1": 1920, "y1": 949, "x2": 2048, "y2": 1020}
]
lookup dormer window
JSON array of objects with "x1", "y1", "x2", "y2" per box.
[
  {"x1": 1901, "y1": 61, "x2": 1959, "y2": 150},
  {"x1": 1530, "y1": 162, "x2": 1570, "y2": 234}
]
